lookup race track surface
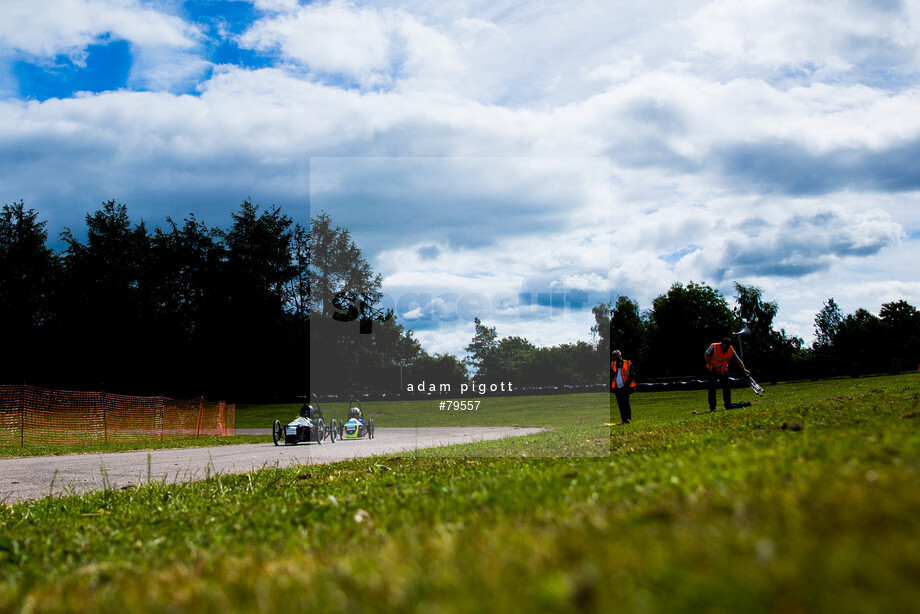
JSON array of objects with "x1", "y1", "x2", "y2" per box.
[{"x1": 0, "y1": 427, "x2": 541, "y2": 504}]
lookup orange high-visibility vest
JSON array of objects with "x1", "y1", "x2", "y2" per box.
[
  {"x1": 611, "y1": 360, "x2": 636, "y2": 390},
  {"x1": 707, "y1": 343, "x2": 735, "y2": 373}
]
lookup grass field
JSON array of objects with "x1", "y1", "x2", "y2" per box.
[
  {"x1": 236, "y1": 392, "x2": 601, "y2": 428},
  {"x1": 1, "y1": 374, "x2": 918, "y2": 613}
]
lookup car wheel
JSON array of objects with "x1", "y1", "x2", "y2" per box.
[
  {"x1": 369, "y1": 418, "x2": 375, "y2": 439},
  {"x1": 272, "y1": 420, "x2": 282, "y2": 446},
  {"x1": 330, "y1": 419, "x2": 338, "y2": 443},
  {"x1": 316, "y1": 419, "x2": 325, "y2": 444}
]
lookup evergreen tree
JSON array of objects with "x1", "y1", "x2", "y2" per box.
[
  {"x1": 218, "y1": 200, "x2": 297, "y2": 399},
  {"x1": 0, "y1": 201, "x2": 58, "y2": 384},
  {"x1": 147, "y1": 214, "x2": 225, "y2": 396},
  {"x1": 308, "y1": 211, "x2": 382, "y2": 320},
  {"x1": 464, "y1": 318, "x2": 498, "y2": 379},
  {"x1": 813, "y1": 298, "x2": 843, "y2": 350},
  {"x1": 56, "y1": 201, "x2": 152, "y2": 391},
  {"x1": 307, "y1": 211, "x2": 390, "y2": 395}
]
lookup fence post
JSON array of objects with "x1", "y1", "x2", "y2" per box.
[
  {"x1": 19, "y1": 385, "x2": 25, "y2": 448},
  {"x1": 220, "y1": 401, "x2": 227, "y2": 436},
  {"x1": 44, "y1": 391, "x2": 56, "y2": 447},
  {"x1": 101, "y1": 391, "x2": 108, "y2": 444},
  {"x1": 195, "y1": 396, "x2": 203, "y2": 439}
]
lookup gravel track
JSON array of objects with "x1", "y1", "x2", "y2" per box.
[{"x1": 0, "y1": 427, "x2": 542, "y2": 504}]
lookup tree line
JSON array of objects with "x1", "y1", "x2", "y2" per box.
[
  {"x1": 307, "y1": 212, "x2": 920, "y2": 393},
  {"x1": 596, "y1": 282, "x2": 920, "y2": 383},
  {"x1": 1, "y1": 199, "x2": 306, "y2": 401},
  {"x1": 4, "y1": 201, "x2": 918, "y2": 400}
]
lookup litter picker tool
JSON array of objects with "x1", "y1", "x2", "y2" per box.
[{"x1": 747, "y1": 373, "x2": 764, "y2": 396}]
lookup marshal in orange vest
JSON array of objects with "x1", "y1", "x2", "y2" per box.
[
  {"x1": 705, "y1": 342, "x2": 736, "y2": 373},
  {"x1": 611, "y1": 359, "x2": 637, "y2": 390}
]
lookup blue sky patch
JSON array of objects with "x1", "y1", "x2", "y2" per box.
[
  {"x1": 661, "y1": 245, "x2": 701, "y2": 264},
  {"x1": 184, "y1": 0, "x2": 276, "y2": 70},
  {"x1": 14, "y1": 39, "x2": 132, "y2": 101},
  {"x1": 206, "y1": 41, "x2": 275, "y2": 70},
  {"x1": 183, "y1": 0, "x2": 259, "y2": 34}
]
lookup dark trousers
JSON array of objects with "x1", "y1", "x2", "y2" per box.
[
  {"x1": 708, "y1": 370, "x2": 731, "y2": 410},
  {"x1": 613, "y1": 388, "x2": 632, "y2": 422}
]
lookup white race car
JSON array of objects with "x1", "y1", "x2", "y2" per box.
[{"x1": 273, "y1": 394, "x2": 338, "y2": 445}]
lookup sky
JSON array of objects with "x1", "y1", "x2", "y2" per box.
[{"x1": 2, "y1": 0, "x2": 919, "y2": 360}]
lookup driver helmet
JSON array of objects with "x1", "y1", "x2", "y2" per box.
[
  {"x1": 349, "y1": 407, "x2": 360, "y2": 419},
  {"x1": 300, "y1": 404, "x2": 314, "y2": 419}
]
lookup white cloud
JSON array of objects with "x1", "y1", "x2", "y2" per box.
[
  {"x1": 553, "y1": 273, "x2": 610, "y2": 293},
  {"x1": 401, "y1": 306, "x2": 425, "y2": 320},
  {"x1": 129, "y1": 46, "x2": 212, "y2": 93},
  {"x1": 0, "y1": 0, "x2": 199, "y2": 57},
  {"x1": 413, "y1": 324, "x2": 475, "y2": 358},
  {"x1": 252, "y1": 0, "x2": 301, "y2": 13},
  {"x1": 240, "y1": 1, "x2": 392, "y2": 84},
  {"x1": 238, "y1": 0, "x2": 471, "y2": 92},
  {"x1": 394, "y1": 12, "x2": 465, "y2": 92},
  {"x1": 686, "y1": 0, "x2": 920, "y2": 80}
]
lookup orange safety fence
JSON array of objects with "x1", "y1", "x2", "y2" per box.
[{"x1": 0, "y1": 384, "x2": 235, "y2": 447}]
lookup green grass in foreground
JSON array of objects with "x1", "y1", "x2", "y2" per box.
[{"x1": 1, "y1": 374, "x2": 919, "y2": 613}]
